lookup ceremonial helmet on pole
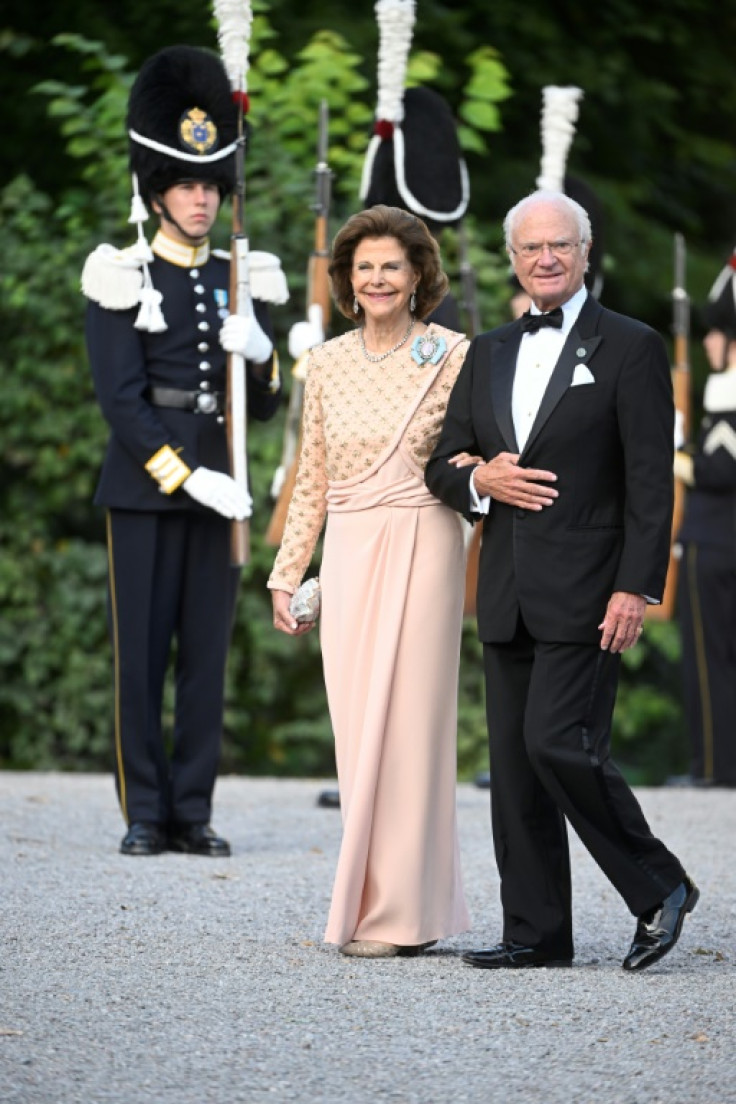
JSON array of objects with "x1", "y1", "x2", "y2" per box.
[{"x1": 359, "y1": 0, "x2": 470, "y2": 235}]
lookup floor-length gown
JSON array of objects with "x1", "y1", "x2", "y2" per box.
[{"x1": 269, "y1": 324, "x2": 471, "y2": 946}]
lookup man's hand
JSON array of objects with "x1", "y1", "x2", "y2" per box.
[
  {"x1": 271, "y1": 589, "x2": 315, "y2": 636},
  {"x1": 598, "y1": 591, "x2": 646, "y2": 653},
  {"x1": 182, "y1": 467, "x2": 252, "y2": 520},
  {"x1": 219, "y1": 312, "x2": 273, "y2": 364},
  {"x1": 472, "y1": 452, "x2": 558, "y2": 510}
]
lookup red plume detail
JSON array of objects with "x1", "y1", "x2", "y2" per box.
[
  {"x1": 232, "y1": 90, "x2": 250, "y2": 114},
  {"x1": 374, "y1": 119, "x2": 394, "y2": 140}
]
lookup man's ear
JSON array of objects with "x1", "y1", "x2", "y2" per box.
[{"x1": 150, "y1": 194, "x2": 162, "y2": 217}]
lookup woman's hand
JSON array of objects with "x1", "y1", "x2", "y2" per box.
[
  {"x1": 271, "y1": 589, "x2": 316, "y2": 636},
  {"x1": 448, "y1": 451, "x2": 485, "y2": 468}
]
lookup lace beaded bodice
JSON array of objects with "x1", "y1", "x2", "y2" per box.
[{"x1": 268, "y1": 324, "x2": 470, "y2": 592}]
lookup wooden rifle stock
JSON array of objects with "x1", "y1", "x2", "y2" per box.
[
  {"x1": 265, "y1": 100, "x2": 332, "y2": 548},
  {"x1": 647, "y1": 233, "x2": 690, "y2": 622}
]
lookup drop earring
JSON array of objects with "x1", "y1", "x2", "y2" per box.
[
  {"x1": 353, "y1": 296, "x2": 360, "y2": 315},
  {"x1": 410, "y1": 290, "x2": 417, "y2": 313}
]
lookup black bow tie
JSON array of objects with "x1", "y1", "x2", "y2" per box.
[{"x1": 519, "y1": 307, "x2": 564, "y2": 334}]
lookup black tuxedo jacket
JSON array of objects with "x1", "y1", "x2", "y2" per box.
[{"x1": 425, "y1": 294, "x2": 674, "y2": 643}]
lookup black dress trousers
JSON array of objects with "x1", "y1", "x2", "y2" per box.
[{"x1": 107, "y1": 508, "x2": 240, "y2": 826}]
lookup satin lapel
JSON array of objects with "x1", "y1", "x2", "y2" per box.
[
  {"x1": 521, "y1": 299, "x2": 603, "y2": 458},
  {"x1": 490, "y1": 332, "x2": 521, "y2": 452}
]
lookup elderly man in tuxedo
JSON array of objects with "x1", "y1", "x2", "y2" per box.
[{"x1": 426, "y1": 190, "x2": 698, "y2": 971}]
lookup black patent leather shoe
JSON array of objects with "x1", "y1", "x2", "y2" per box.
[
  {"x1": 120, "y1": 822, "x2": 166, "y2": 856},
  {"x1": 622, "y1": 876, "x2": 699, "y2": 971},
  {"x1": 462, "y1": 941, "x2": 572, "y2": 969},
  {"x1": 168, "y1": 823, "x2": 231, "y2": 857}
]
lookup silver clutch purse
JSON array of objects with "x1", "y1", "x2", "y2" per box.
[{"x1": 289, "y1": 577, "x2": 321, "y2": 623}]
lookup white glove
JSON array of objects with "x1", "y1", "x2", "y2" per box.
[
  {"x1": 219, "y1": 312, "x2": 273, "y2": 364},
  {"x1": 270, "y1": 464, "x2": 286, "y2": 500},
  {"x1": 182, "y1": 467, "x2": 253, "y2": 520},
  {"x1": 288, "y1": 303, "x2": 324, "y2": 360}
]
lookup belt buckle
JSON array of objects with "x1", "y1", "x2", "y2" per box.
[{"x1": 196, "y1": 392, "x2": 217, "y2": 414}]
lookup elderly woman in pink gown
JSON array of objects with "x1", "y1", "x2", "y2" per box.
[{"x1": 269, "y1": 205, "x2": 472, "y2": 958}]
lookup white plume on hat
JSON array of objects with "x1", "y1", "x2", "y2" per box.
[{"x1": 536, "y1": 86, "x2": 583, "y2": 192}]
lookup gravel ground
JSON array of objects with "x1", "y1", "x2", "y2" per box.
[{"x1": 1, "y1": 771, "x2": 734, "y2": 1104}]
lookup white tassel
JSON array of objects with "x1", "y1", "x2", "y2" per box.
[
  {"x1": 126, "y1": 173, "x2": 153, "y2": 264},
  {"x1": 127, "y1": 230, "x2": 154, "y2": 265},
  {"x1": 134, "y1": 269, "x2": 167, "y2": 332},
  {"x1": 536, "y1": 86, "x2": 583, "y2": 193},
  {"x1": 128, "y1": 174, "x2": 149, "y2": 225}
]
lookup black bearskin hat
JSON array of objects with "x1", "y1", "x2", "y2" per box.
[
  {"x1": 701, "y1": 252, "x2": 736, "y2": 337},
  {"x1": 361, "y1": 86, "x2": 469, "y2": 236},
  {"x1": 127, "y1": 45, "x2": 238, "y2": 204}
]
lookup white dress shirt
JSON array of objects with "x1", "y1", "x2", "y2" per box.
[{"x1": 470, "y1": 286, "x2": 588, "y2": 513}]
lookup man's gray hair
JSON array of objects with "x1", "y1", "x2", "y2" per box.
[{"x1": 503, "y1": 189, "x2": 592, "y2": 251}]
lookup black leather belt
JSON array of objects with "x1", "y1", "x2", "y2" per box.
[{"x1": 148, "y1": 386, "x2": 225, "y2": 415}]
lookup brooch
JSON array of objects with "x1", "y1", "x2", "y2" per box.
[{"x1": 410, "y1": 332, "x2": 447, "y2": 366}]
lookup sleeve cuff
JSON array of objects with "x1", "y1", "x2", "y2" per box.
[
  {"x1": 253, "y1": 351, "x2": 281, "y2": 393},
  {"x1": 145, "y1": 445, "x2": 192, "y2": 494},
  {"x1": 470, "y1": 467, "x2": 491, "y2": 515}
]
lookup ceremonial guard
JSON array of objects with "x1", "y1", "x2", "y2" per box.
[
  {"x1": 675, "y1": 253, "x2": 736, "y2": 787},
  {"x1": 83, "y1": 45, "x2": 287, "y2": 856}
]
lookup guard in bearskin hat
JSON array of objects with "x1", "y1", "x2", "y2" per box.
[
  {"x1": 83, "y1": 44, "x2": 288, "y2": 856},
  {"x1": 674, "y1": 252, "x2": 736, "y2": 787}
]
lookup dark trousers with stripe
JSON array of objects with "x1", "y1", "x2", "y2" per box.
[
  {"x1": 106, "y1": 509, "x2": 240, "y2": 826},
  {"x1": 483, "y1": 616, "x2": 686, "y2": 957},
  {"x1": 678, "y1": 542, "x2": 736, "y2": 786}
]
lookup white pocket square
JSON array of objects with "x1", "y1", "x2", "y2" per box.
[{"x1": 571, "y1": 363, "x2": 595, "y2": 386}]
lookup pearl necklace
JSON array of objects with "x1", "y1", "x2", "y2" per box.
[{"x1": 359, "y1": 317, "x2": 416, "y2": 363}]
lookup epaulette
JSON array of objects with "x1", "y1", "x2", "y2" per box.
[
  {"x1": 211, "y1": 248, "x2": 290, "y2": 305},
  {"x1": 80, "y1": 243, "x2": 148, "y2": 310}
]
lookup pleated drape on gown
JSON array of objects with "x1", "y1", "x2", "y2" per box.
[{"x1": 320, "y1": 359, "x2": 470, "y2": 947}]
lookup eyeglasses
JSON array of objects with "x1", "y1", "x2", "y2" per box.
[{"x1": 509, "y1": 240, "x2": 583, "y2": 260}]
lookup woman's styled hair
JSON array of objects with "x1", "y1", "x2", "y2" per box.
[{"x1": 329, "y1": 205, "x2": 449, "y2": 322}]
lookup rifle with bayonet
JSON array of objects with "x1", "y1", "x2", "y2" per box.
[
  {"x1": 266, "y1": 100, "x2": 332, "y2": 547},
  {"x1": 647, "y1": 232, "x2": 691, "y2": 621},
  {"x1": 213, "y1": 0, "x2": 254, "y2": 566}
]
